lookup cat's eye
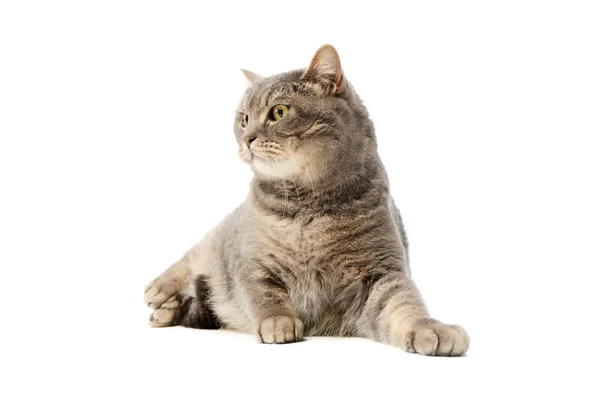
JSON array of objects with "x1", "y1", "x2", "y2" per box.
[
  {"x1": 270, "y1": 105, "x2": 288, "y2": 121},
  {"x1": 241, "y1": 114, "x2": 249, "y2": 127}
]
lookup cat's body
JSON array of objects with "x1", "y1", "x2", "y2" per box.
[{"x1": 144, "y1": 46, "x2": 469, "y2": 356}]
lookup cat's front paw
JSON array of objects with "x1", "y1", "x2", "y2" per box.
[
  {"x1": 398, "y1": 319, "x2": 470, "y2": 356},
  {"x1": 258, "y1": 316, "x2": 304, "y2": 344}
]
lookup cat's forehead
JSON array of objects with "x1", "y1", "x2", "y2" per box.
[{"x1": 241, "y1": 70, "x2": 306, "y2": 110}]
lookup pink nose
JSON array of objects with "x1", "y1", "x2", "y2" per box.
[{"x1": 245, "y1": 135, "x2": 257, "y2": 148}]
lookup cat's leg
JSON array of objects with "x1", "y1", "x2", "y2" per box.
[
  {"x1": 144, "y1": 234, "x2": 223, "y2": 329},
  {"x1": 358, "y1": 272, "x2": 470, "y2": 356},
  {"x1": 143, "y1": 257, "x2": 190, "y2": 327},
  {"x1": 145, "y1": 265, "x2": 221, "y2": 329},
  {"x1": 147, "y1": 295, "x2": 180, "y2": 327},
  {"x1": 240, "y1": 265, "x2": 304, "y2": 344},
  {"x1": 144, "y1": 258, "x2": 190, "y2": 311}
]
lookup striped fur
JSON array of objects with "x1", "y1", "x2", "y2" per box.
[{"x1": 144, "y1": 45, "x2": 469, "y2": 356}]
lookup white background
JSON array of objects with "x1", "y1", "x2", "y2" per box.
[{"x1": 1, "y1": 1, "x2": 599, "y2": 399}]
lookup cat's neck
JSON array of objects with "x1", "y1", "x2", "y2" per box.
[{"x1": 250, "y1": 153, "x2": 389, "y2": 217}]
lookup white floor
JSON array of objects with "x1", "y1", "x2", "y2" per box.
[{"x1": 5, "y1": 301, "x2": 595, "y2": 400}]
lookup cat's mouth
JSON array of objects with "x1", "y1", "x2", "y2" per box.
[
  {"x1": 250, "y1": 152, "x2": 280, "y2": 161},
  {"x1": 250, "y1": 146, "x2": 285, "y2": 159},
  {"x1": 249, "y1": 148, "x2": 287, "y2": 163},
  {"x1": 240, "y1": 143, "x2": 302, "y2": 178}
]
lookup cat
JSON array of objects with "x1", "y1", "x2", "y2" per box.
[{"x1": 143, "y1": 45, "x2": 469, "y2": 356}]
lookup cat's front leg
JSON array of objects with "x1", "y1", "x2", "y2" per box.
[
  {"x1": 241, "y1": 264, "x2": 304, "y2": 344},
  {"x1": 359, "y1": 272, "x2": 470, "y2": 356},
  {"x1": 393, "y1": 318, "x2": 469, "y2": 356}
]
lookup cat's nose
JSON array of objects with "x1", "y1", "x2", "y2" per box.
[{"x1": 245, "y1": 135, "x2": 257, "y2": 148}]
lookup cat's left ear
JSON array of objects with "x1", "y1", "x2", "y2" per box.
[
  {"x1": 301, "y1": 44, "x2": 345, "y2": 94},
  {"x1": 240, "y1": 69, "x2": 264, "y2": 85}
]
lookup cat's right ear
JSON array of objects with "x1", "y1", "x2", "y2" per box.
[
  {"x1": 301, "y1": 44, "x2": 345, "y2": 95},
  {"x1": 240, "y1": 69, "x2": 263, "y2": 86}
]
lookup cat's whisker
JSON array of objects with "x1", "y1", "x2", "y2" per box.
[
  {"x1": 290, "y1": 174, "x2": 301, "y2": 205},
  {"x1": 320, "y1": 123, "x2": 343, "y2": 137},
  {"x1": 254, "y1": 145, "x2": 285, "y2": 160},
  {"x1": 301, "y1": 120, "x2": 327, "y2": 137}
]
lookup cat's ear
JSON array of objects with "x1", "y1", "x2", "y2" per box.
[
  {"x1": 240, "y1": 69, "x2": 264, "y2": 85},
  {"x1": 301, "y1": 44, "x2": 345, "y2": 94}
]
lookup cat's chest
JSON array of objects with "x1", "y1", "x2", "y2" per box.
[
  {"x1": 258, "y1": 213, "x2": 342, "y2": 265},
  {"x1": 255, "y1": 213, "x2": 381, "y2": 331}
]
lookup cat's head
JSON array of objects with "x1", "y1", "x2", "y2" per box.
[{"x1": 235, "y1": 45, "x2": 375, "y2": 184}]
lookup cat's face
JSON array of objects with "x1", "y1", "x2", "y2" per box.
[{"x1": 234, "y1": 45, "x2": 372, "y2": 183}]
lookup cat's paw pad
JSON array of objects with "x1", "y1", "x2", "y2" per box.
[
  {"x1": 148, "y1": 296, "x2": 179, "y2": 327},
  {"x1": 258, "y1": 316, "x2": 304, "y2": 344},
  {"x1": 401, "y1": 320, "x2": 469, "y2": 356},
  {"x1": 144, "y1": 278, "x2": 177, "y2": 309}
]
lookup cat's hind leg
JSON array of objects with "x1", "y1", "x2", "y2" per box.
[
  {"x1": 144, "y1": 256, "x2": 191, "y2": 327},
  {"x1": 144, "y1": 234, "x2": 222, "y2": 329},
  {"x1": 148, "y1": 296, "x2": 180, "y2": 327},
  {"x1": 175, "y1": 275, "x2": 221, "y2": 329},
  {"x1": 145, "y1": 268, "x2": 221, "y2": 329},
  {"x1": 144, "y1": 259, "x2": 190, "y2": 311}
]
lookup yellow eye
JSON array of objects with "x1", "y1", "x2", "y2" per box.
[
  {"x1": 271, "y1": 105, "x2": 288, "y2": 121},
  {"x1": 241, "y1": 114, "x2": 249, "y2": 127}
]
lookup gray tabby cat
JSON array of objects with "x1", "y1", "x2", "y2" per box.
[{"x1": 144, "y1": 45, "x2": 469, "y2": 356}]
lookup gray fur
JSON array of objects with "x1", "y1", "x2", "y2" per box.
[{"x1": 144, "y1": 45, "x2": 469, "y2": 356}]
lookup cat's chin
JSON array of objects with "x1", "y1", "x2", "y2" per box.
[{"x1": 252, "y1": 156, "x2": 303, "y2": 179}]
